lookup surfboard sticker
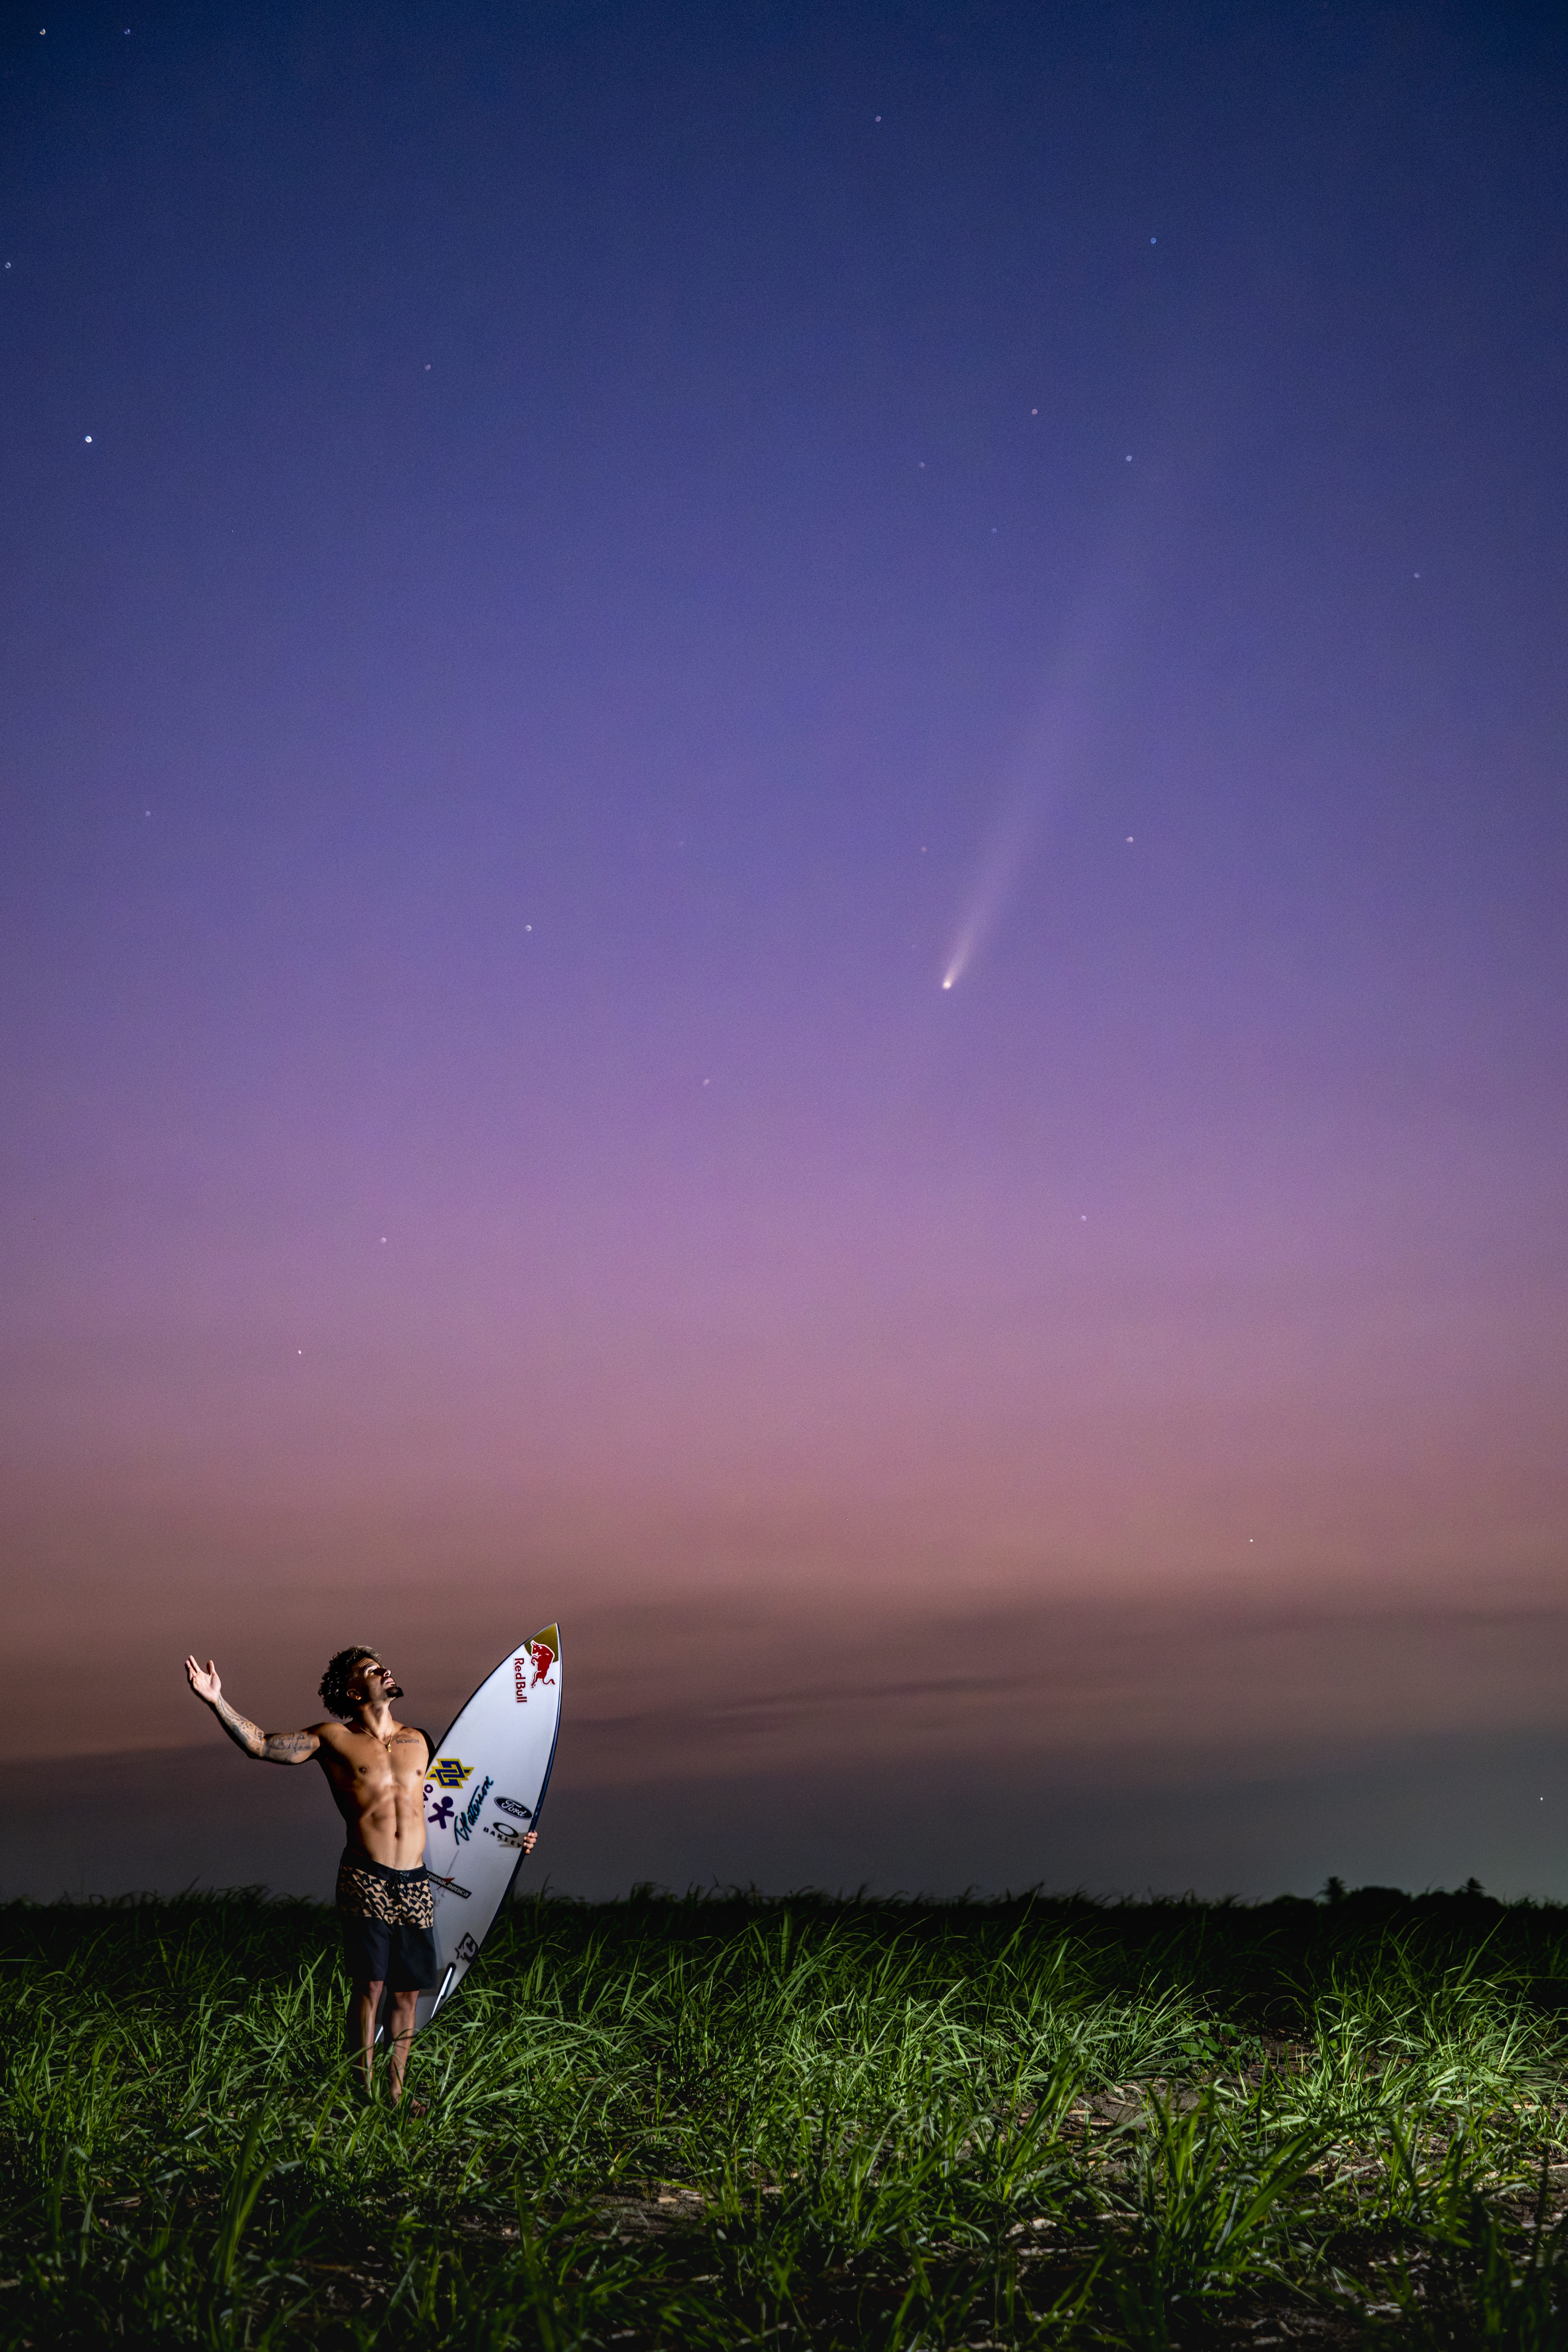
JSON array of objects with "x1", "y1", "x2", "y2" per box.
[{"x1": 410, "y1": 1622, "x2": 562, "y2": 2033}]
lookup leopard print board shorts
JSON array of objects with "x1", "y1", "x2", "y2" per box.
[{"x1": 335, "y1": 1849, "x2": 439, "y2": 1991}]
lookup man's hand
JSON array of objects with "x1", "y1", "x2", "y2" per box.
[
  {"x1": 183, "y1": 1654, "x2": 319, "y2": 1765},
  {"x1": 522, "y1": 1830, "x2": 538, "y2": 1856}
]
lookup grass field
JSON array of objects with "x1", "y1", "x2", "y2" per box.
[{"x1": 3, "y1": 1883, "x2": 1568, "y2": 2347}]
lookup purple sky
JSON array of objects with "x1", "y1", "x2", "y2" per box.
[{"x1": 4, "y1": 0, "x2": 1568, "y2": 1896}]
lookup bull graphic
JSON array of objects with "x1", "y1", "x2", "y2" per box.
[{"x1": 528, "y1": 1639, "x2": 556, "y2": 1687}]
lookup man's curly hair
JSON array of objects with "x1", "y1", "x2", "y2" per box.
[{"x1": 319, "y1": 1645, "x2": 380, "y2": 1720}]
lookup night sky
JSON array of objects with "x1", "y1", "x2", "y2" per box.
[{"x1": 5, "y1": 0, "x2": 1568, "y2": 1900}]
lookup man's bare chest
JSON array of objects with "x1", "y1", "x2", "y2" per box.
[{"x1": 325, "y1": 1731, "x2": 426, "y2": 1801}]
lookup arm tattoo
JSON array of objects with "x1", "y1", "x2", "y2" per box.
[
  {"x1": 212, "y1": 1695, "x2": 265, "y2": 1756},
  {"x1": 211, "y1": 1697, "x2": 318, "y2": 1765},
  {"x1": 260, "y1": 1730, "x2": 320, "y2": 1764}
]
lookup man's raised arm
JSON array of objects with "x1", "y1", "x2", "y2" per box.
[{"x1": 184, "y1": 1657, "x2": 321, "y2": 1765}]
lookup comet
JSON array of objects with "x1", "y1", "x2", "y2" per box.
[
  {"x1": 938, "y1": 474, "x2": 1161, "y2": 991},
  {"x1": 940, "y1": 788, "x2": 1038, "y2": 991}
]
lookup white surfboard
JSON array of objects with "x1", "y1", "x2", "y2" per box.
[{"x1": 410, "y1": 1623, "x2": 562, "y2": 2033}]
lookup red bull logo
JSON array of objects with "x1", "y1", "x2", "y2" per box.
[{"x1": 514, "y1": 1637, "x2": 556, "y2": 1699}]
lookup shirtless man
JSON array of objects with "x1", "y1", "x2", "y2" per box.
[{"x1": 183, "y1": 1644, "x2": 535, "y2": 2103}]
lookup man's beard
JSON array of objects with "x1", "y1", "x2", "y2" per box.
[{"x1": 384, "y1": 1680, "x2": 405, "y2": 1701}]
